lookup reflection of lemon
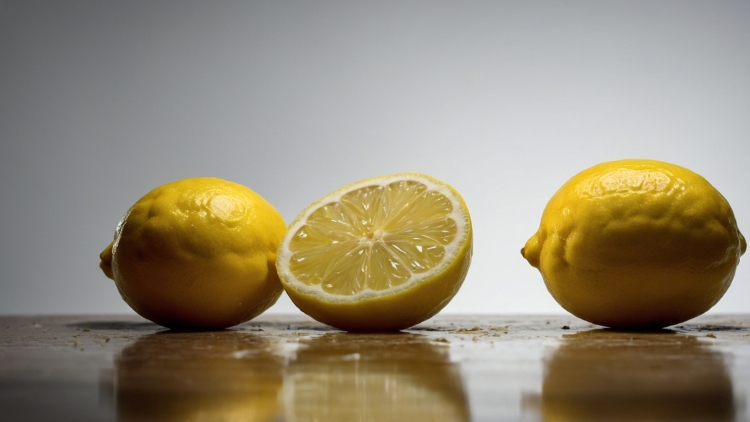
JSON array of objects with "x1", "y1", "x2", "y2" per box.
[
  {"x1": 99, "y1": 178, "x2": 286, "y2": 329},
  {"x1": 276, "y1": 173, "x2": 473, "y2": 331},
  {"x1": 523, "y1": 160, "x2": 746, "y2": 328},
  {"x1": 284, "y1": 333, "x2": 469, "y2": 422},
  {"x1": 114, "y1": 331, "x2": 284, "y2": 422},
  {"x1": 525, "y1": 330, "x2": 734, "y2": 421}
]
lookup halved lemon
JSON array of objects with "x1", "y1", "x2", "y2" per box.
[{"x1": 276, "y1": 173, "x2": 473, "y2": 332}]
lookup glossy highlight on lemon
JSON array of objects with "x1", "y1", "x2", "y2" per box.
[
  {"x1": 522, "y1": 159, "x2": 746, "y2": 328},
  {"x1": 276, "y1": 173, "x2": 473, "y2": 332},
  {"x1": 99, "y1": 177, "x2": 286, "y2": 329}
]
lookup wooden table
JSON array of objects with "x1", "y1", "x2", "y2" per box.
[{"x1": 1, "y1": 314, "x2": 749, "y2": 421}]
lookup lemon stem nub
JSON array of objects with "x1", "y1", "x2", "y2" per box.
[{"x1": 99, "y1": 242, "x2": 114, "y2": 280}]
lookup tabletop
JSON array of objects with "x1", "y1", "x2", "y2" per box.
[{"x1": 1, "y1": 314, "x2": 750, "y2": 422}]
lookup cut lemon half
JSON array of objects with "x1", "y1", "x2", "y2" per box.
[{"x1": 276, "y1": 173, "x2": 473, "y2": 332}]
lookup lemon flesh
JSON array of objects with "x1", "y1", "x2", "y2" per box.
[
  {"x1": 277, "y1": 173, "x2": 472, "y2": 332},
  {"x1": 523, "y1": 159, "x2": 746, "y2": 328},
  {"x1": 100, "y1": 178, "x2": 287, "y2": 330}
]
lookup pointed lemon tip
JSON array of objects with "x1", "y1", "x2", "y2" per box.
[
  {"x1": 522, "y1": 235, "x2": 541, "y2": 269},
  {"x1": 99, "y1": 242, "x2": 114, "y2": 280}
]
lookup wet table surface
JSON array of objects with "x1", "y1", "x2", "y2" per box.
[{"x1": 2, "y1": 314, "x2": 750, "y2": 422}]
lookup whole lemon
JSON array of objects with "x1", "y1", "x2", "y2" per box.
[
  {"x1": 99, "y1": 178, "x2": 287, "y2": 329},
  {"x1": 522, "y1": 159, "x2": 746, "y2": 328}
]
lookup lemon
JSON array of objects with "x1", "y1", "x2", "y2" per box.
[
  {"x1": 99, "y1": 177, "x2": 287, "y2": 329},
  {"x1": 276, "y1": 173, "x2": 473, "y2": 332},
  {"x1": 522, "y1": 159, "x2": 746, "y2": 328}
]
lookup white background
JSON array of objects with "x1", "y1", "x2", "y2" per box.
[{"x1": 1, "y1": 1, "x2": 749, "y2": 316}]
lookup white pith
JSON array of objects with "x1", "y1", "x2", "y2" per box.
[{"x1": 277, "y1": 173, "x2": 470, "y2": 303}]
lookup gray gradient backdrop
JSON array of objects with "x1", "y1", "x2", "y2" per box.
[{"x1": 1, "y1": 1, "x2": 749, "y2": 316}]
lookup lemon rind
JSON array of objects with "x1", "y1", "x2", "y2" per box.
[{"x1": 277, "y1": 173, "x2": 471, "y2": 304}]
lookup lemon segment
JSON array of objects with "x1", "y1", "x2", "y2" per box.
[{"x1": 277, "y1": 173, "x2": 472, "y2": 331}]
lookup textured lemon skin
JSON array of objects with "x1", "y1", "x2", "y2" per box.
[
  {"x1": 278, "y1": 173, "x2": 473, "y2": 332},
  {"x1": 100, "y1": 178, "x2": 286, "y2": 330},
  {"x1": 523, "y1": 160, "x2": 746, "y2": 329}
]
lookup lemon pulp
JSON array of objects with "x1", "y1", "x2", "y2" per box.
[{"x1": 288, "y1": 180, "x2": 461, "y2": 295}]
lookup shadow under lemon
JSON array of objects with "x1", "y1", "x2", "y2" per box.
[
  {"x1": 284, "y1": 333, "x2": 470, "y2": 422},
  {"x1": 524, "y1": 330, "x2": 736, "y2": 421},
  {"x1": 108, "y1": 330, "x2": 284, "y2": 422}
]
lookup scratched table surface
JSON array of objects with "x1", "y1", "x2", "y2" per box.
[{"x1": 1, "y1": 314, "x2": 750, "y2": 422}]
